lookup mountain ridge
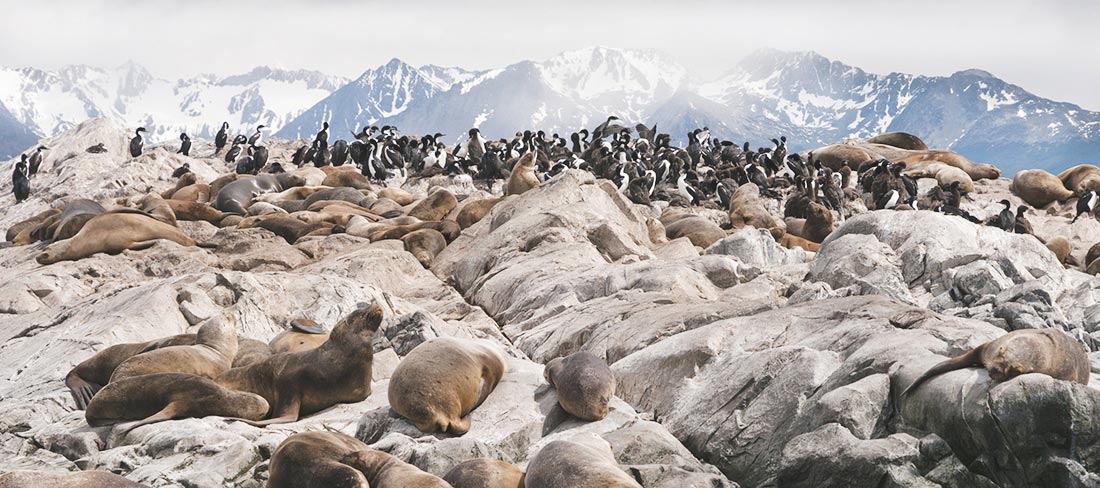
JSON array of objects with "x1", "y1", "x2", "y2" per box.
[{"x1": 2, "y1": 47, "x2": 1097, "y2": 174}]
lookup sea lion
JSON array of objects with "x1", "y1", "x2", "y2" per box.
[
  {"x1": 901, "y1": 328, "x2": 1090, "y2": 397},
  {"x1": 378, "y1": 187, "x2": 416, "y2": 206},
  {"x1": 233, "y1": 338, "x2": 272, "y2": 368},
  {"x1": 5, "y1": 207, "x2": 60, "y2": 244},
  {"x1": 322, "y1": 169, "x2": 373, "y2": 190},
  {"x1": 1086, "y1": 242, "x2": 1100, "y2": 269},
  {"x1": 303, "y1": 187, "x2": 368, "y2": 208},
  {"x1": 216, "y1": 304, "x2": 383, "y2": 425},
  {"x1": 506, "y1": 152, "x2": 539, "y2": 196},
  {"x1": 368, "y1": 220, "x2": 461, "y2": 243},
  {"x1": 171, "y1": 183, "x2": 212, "y2": 203},
  {"x1": 524, "y1": 434, "x2": 642, "y2": 488},
  {"x1": 253, "y1": 216, "x2": 334, "y2": 244},
  {"x1": 253, "y1": 185, "x2": 331, "y2": 203},
  {"x1": 407, "y1": 189, "x2": 458, "y2": 221},
  {"x1": 110, "y1": 316, "x2": 237, "y2": 383},
  {"x1": 371, "y1": 198, "x2": 405, "y2": 217},
  {"x1": 388, "y1": 337, "x2": 508, "y2": 434},
  {"x1": 646, "y1": 217, "x2": 668, "y2": 245},
  {"x1": 85, "y1": 373, "x2": 268, "y2": 433},
  {"x1": 161, "y1": 172, "x2": 197, "y2": 200},
  {"x1": 894, "y1": 150, "x2": 1000, "y2": 181},
  {"x1": 65, "y1": 334, "x2": 197, "y2": 410},
  {"x1": 165, "y1": 199, "x2": 225, "y2": 224},
  {"x1": 208, "y1": 173, "x2": 240, "y2": 200},
  {"x1": 808, "y1": 144, "x2": 881, "y2": 171},
  {"x1": 544, "y1": 351, "x2": 614, "y2": 421},
  {"x1": 866, "y1": 132, "x2": 928, "y2": 151},
  {"x1": 1010, "y1": 169, "x2": 1074, "y2": 207},
  {"x1": 269, "y1": 318, "x2": 330, "y2": 354},
  {"x1": 904, "y1": 163, "x2": 976, "y2": 194},
  {"x1": 769, "y1": 227, "x2": 820, "y2": 252},
  {"x1": 729, "y1": 183, "x2": 782, "y2": 230},
  {"x1": 802, "y1": 202, "x2": 834, "y2": 244},
  {"x1": 215, "y1": 174, "x2": 304, "y2": 215},
  {"x1": 1058, "y1": 165, "x2": 1100, "y2": 196},
  {"x1": 443, "y1": 458, "x2": 525, "y2": 488},
  {"x1": 247, "y1": 201, "x2": 289, "y2": 216},
  {"x1": 457, "y1": 197, "x2": 503, "y2": 229},
  {"x1": 662, "y1": 215, "x2": 725, "y2": 248},
  {"x1": 292, "y1": 167, "x2": 328, "y2": 186},
  {"x1": 267, "y1": 431, "x2": 449, "y2": 488},
  {"x1": 0, "y1": 470, "x2": 150, "y2": 488},
  {"x1": 36, "y1": 212, "x2": 209, "y2": 264},
  {"x1": 402, "y1": 228, "x2": 447, "y2": 268},
  {"x1": 1047, "y1": 237, "x2": 1079, "y2": 268},
  {"x1": 136, "y1": 192, "x2": 177, "y2": 226},
  {"x1": 52, "y1": 198, "x2": 107, "y2": 241}
]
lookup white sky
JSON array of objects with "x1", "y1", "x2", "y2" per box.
[{"x1": 1, "y1": 0, "x2": 1097, "y2": 110}]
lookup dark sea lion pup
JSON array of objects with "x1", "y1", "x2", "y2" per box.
[
  {"x1": 267, "y1": 431, "x2": 449, "y2": 488},
  {"x1": 217, "y1": 303, "x2": 383, "y2": 425},
  {"x1": 902, "y1": 328, "x2": 1089, "y2": 397},
  {"x1": 65, "y1": 333, "x2": 197, "y2": 409},
  {"x1": 544, "y1": 351, "x2": 615, "y2": 421},
  {"x1": 85, "y1": 373, "x2": 268, "y2": 434}
]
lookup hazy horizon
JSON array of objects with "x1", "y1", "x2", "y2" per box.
[{"x1": 0, "y1": 0, "x2": 1097, "y2": 111}]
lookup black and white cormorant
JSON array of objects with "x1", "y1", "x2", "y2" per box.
[
  {"x1": 248, "y1": 125, "x2": 266, "y2": 146},
  {"x1": 1073, "y1": 190, "x2": 1098, "y2": 223},
  {"x1": 12, "y1": 161, "x2": 30, "y2": 203},
  {"x1": 129, "y1": 127, "x2": 147, "y2": 157},
  {"x1": 214, "y1": 122, "x2": 229, "y2": 154},
  {"x1": 178, "y1": 133, "x2": 191, "y2": 156},
  {"x1": 27, "y1": 146, "x2": 46, "y2": 176}
]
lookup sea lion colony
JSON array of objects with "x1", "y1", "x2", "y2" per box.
[{"x1": 1, "y1": 117, "x2": 1098, "y2": 487}]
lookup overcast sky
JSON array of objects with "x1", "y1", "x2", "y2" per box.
[{"x1": 1, "y1": 0, "x2": 1097, "y2": 110}]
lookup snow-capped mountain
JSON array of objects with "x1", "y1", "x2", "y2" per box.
[
  {"x1": 0, "y1": 63, "x2": 346, "y2": 154},
  {"x1": 3, "y1": 47, "x2": 1097, "y2": 174}
]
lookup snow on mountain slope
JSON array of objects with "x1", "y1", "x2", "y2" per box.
[{"x1": 0, "y1": 63, "x2": 346, "y2": 152}]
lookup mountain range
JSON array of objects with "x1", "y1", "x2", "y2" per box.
[{"x1": 2, "y1": 46, "x2": 1098, "y2": 175}]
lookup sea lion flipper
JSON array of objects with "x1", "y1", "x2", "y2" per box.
[
  {"x1": 289, "y1": 318, "x2": 325, "y2": 335},
  {"x1": 65, "y1": 373, "x2": 100, "y2": 410},
  {"x1": 901, "y1": 347, "x2": 984, "y2": 397},
  {"x1": 115, "y1": 401, "x2": 182, "y2": 434},
  {"x1": 243, "y1": 395, "x2": 301, "y2": 426},
  {"x1": 128, "y1": 240, "x2": 160, "y2": 251}
]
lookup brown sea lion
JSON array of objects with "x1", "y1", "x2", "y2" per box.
[
  {"x1": 254, "y1": 185, "x2": 332, "y2": 203},
  {"x1": 1058, "y1": 165, "x2": 1100, "y2": 196},
  {"x1": 1046, "y1": 237, "x2": 1079, "y2": 268},
  {"x1": 6, "y1": 207, "x2": 60, "y2": 244},
  {"x1": 166, "y1": 200, "x2": 225, "y2": 224},
  {"x1": 137, "y1": 193, "x2": 176, "y2": 226},
  {"x1": 866, "y1": 132, "x2": 928, "y2": 151},
  {"x1": 216, "y1": 304, "x2": 383, "y2": 425},
  {"x1": 368, "y1": 220, "x2": 461, "y2": 243},
  {"x1": 52, "y1": 198, "x2": 107, "y2": 241},
  {"x1": 292, "y1": 167, "x2": 328, "y2": 186},
  {"x1": 894, "y1": 150, "x2": 1000, "y2": 181},
  {"x1": 65, "y1": 334, "x2": 197, "y2": 410},
  {"x1": 904, "y1": 163, "x2": 976, "y2": 194},
  {"x1": 1085, "y1": 242, "x2": 1100, "y2": 269},
  {"x1": 37, "y1": 212, "x2": 209, "y2": 264},
  {"x1": 110, "y1": 316, "x2": 237, "y2": 383},
  {"x1": 1010, "y1": 169, "x2": 1074, "y2": 208},
  {"x1": 808, "y1": 144, "x2": 881, "y2": 171},
  {"x1": 85, "y1": 373, "x2": 268, "y2": 433},
  {"x1": 443, "y1": 458, "x2": 525, "y2": 488},
  {"x1": 378, "y1": 187, "x2": 416, "y2": 206},
  {"x1": 663, "y1": 215, "x2": 725, "y2": 248},
  {"x1": 161, "y1": 172, "x2": 197, "y2": 200},
  {"x1": 524, "y1": 434, "x2": 642, "y2": 488},
  {"x1": 802, "y1": 202, "x2": 834, "y2": 244},
  {"x1": 208, "y1": 173, "x2": 240, "y2": 200},
  {"x1": 457, "y1": 197, "x2": 503, "y2": 229},
  {"x1": 0, "y1": 470, "x2": 150, "y2": 488},
  {"x1": 729, "y1": 183, "x2": 782, "y2": 230},
  {"x1": 407, "y1": 189, "x2": 458, "y2": 221},
  {"x1": 506, "y1": 152, "x2": 539, "y2": 196},
  {"x1": 544, "y1": 351, "x2": 614, "y2": 421},
  {"x1": 216, "y1": 174, "x2": 305, "y2": 215},
  {"x1": 402, "y1": 228, "x2": 447, "y2": 268},
  {"x1": 901, "y1": 328, "x2": 1090, "y2": 397},
  {"x1": 267, "y1": 431, "x2": 449, "y2": 488},
  {"x1": 388, "y1": 337, "x2": 508, "y2": 434},
  {"x1": 254, "y1": 216, "x2": 334, "y2": 244},
  {"x1": 233, "y1": 338, "x2": 272, "y2": 368},
  {"x1": 322, "y1": 169, "x2": 373, "y2": 190},
  {"x1": 171, "y1": 183, "x2": 212, "y2": 203},
  {"x1": 269, "y1": 318, "x2": 330, "y2": 354},
  {"x1": 769, "y1": 227, "x2": 820, "y2": 252}
]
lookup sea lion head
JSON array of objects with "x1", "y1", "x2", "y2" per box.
[
  {"x1": 986, "y1": 344, "x2": 1033, "y2": 381},
  {"x1": 36, "y1": 240, "x2": 70, "y2": 265},
  {"x1": 334, "y1": 303, "x2": 384, "y2": 342}
]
